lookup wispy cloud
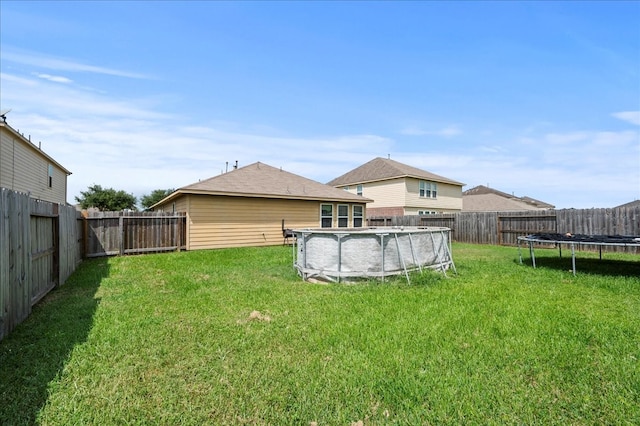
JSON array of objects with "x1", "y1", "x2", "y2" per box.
[
  {"x1": 612, "y1": 111, "x2": 640, "y2": 126},
  {"x1": 400, "y1": 125, "x2": 462, "y2": 137},
  {"x1": 1, "y1": 59, "x2": 637, "y2": 209},
  {"x1": 3, "y1": 48, "x2": 150, "y2": 79},
  {"x1": 33, "y1": 72, "x2": 72, "y2": 84},
  {"x1": 1, "y1": 68, "x2": 394, "y2": 200}
]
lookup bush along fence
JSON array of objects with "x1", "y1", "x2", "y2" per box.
[
  {"x1": 367, "y1": 206, "x2": 640, "y2": 253},
  {"x1": 1, "y1": 188, "x2": 83, "y2": 340}
]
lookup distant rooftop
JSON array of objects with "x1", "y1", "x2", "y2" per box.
[
  {"x1": 327, "y1": 157, "x2": 464, "y2": 187},
  {"x1": 462, "y1": 185, "x2": 554, "y2": 211}
]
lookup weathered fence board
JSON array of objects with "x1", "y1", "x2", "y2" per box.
[
  {"x1": 0, "y1": 188, "x2": 83, "y2": 341},
  {"x1": 368, "y1": 206, "x2": 640, "y2": 254},
  {"x1": 1, "y1": 189, "x2": 30, "y2": 340},
  {"x1": 83, "y1": 211, "x2": 186, "y2": 258}
]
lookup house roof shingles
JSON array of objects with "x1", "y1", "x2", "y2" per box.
[
  {"x1": 153, "y1": 162, "x2": 372, "y2": 208},
  {"x1": 326, "y1": 157, "x2": 464, "y2": 187},
  {"x1": 462, "y1": 185, "x2": 555, "y2": 211}
]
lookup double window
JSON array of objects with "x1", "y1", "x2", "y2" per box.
[{"x1": 419, "y1": 180, "x2": 437, "y2": 198}]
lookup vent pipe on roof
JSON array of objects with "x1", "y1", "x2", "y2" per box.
[{"x1": 234, "y1": 160, "x2": 238, "y2": 170}]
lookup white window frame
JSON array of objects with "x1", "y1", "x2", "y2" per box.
[
  {"x1": 321, "y1": 204, "x2": 333, "y2": 228},
  {"x1": 353, "y1": 205, "x2": 364, "y2": 227},
  {"x1": 337, "y1": 204, "x2": 349, "y2": 228},
  {"x1": 48, "y1": 164, "x2": 54, "y2": 188},
  {"x1": 419, "y1": 180, "x2": 437, "y2": 199}
]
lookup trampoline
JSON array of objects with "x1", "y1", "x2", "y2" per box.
[{"x1": 518, "y1": 233, "x2": 640, "y2": 275}]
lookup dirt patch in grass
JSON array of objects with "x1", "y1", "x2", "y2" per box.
[{"x1": 237, "y1": 310, "x2": 272, "y2": 324}]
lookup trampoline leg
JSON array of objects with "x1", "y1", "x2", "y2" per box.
[
  {"x1": 518, "y1": 240, "x2": 523, "y2": 264},
  {"x1": 571, "y1": 243, "x2": 576, "y2": 276},
  {"x1": 529, "y1": 241, "x2": 536, "y2": 268}
]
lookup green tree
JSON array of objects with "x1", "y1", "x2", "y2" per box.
[
  {"x1": 140, "y1": 189, "x2": 175, "y2": 210},
  {"x1": 75, "y1": 184, "x2": 137, "y2": 211}
]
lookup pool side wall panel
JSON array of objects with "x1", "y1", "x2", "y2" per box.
[{"x1": 295, "y1": 227, "x2": 452, "y2": 282}]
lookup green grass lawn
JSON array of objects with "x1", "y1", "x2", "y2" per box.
[{"x1": 1, "y1": 243, "x2": 639, "y2": 425}]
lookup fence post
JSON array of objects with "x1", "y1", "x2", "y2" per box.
[{"x1": 118, "y1": 215, "x2": 124, "y2": 256}]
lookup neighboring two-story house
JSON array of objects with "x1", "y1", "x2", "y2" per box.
[
  {"x1": 0, "y1": 119, "x2": 71, "y2": 205},
  {"x1": 327, "y1": 157, "x2": 464, "y2": 216}
]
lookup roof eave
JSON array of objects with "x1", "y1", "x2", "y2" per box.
[
  {"x1": 334, "y1": 174, "x2": 464, "y2": 187},
  {"x1": 0, "y1": 121, "x2": 72, "y2": 175},
  {"x1": 152, "y1": 188, "x2": 372, "y2": 207}
]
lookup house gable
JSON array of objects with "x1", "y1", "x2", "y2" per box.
[
  {"x1": 327, "y1": 157, "x2": 464, "y2": 187},
  {"x1": 0, "y1": 120, "x2": 71, "y2": 204},
  {"x1": 328, "y1": 157, "x2": 464, "y2": 215}
]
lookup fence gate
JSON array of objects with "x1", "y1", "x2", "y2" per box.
[{"x1": 30, "y1": 212, "x2": 58, "y2": 306}]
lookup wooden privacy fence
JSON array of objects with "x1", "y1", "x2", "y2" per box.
[
  {"x1": 83, "y1": 210, "x2": 187, "y2": 258},
  {"x1": 368, "y1": 206, "x2": 640, "y2": 253},
  {"x1": 0, "y1": 188, "x2": 83, "y2": 340}
]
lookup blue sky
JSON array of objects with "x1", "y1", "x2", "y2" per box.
[{"x1": 1, "y1": 1, "x2": 639, "y2": 208}]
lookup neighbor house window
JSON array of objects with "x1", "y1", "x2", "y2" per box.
[
  {"x1": 343, "y1": 186, "x2": 350, "y2": 191},
  {"x1": 321, "y1": 204, "x2": 333, "y2": 228},
  {"x1": 418, "y1": 210, "x2": 437, "y2": 215},
  {"x1": 337, "y1": 204, "x2": 349, "y2": 227},
  {"x1": 356, "y1": 184, "x2": 363, "y2": 196},
  {"x1": 419, "y1": 181, "x2": 437, "y2": 198},
  {"x1": 353, "y1": 205, "x2": 363, "y2": 227},
  {"x1": 48, "y1": 164, "x2": 53, "y2": 188}
]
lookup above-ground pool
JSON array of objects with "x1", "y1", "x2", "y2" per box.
[{"x1": 293, "y1": 226, "x2": 455, "y2": 283}]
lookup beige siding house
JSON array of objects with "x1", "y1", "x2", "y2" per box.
[
  {"x1": 152, "y1": 162, "x2": 371, "y2": 250},
  {"x1": 327, "y1": 157, "x2": 464, "y2": 216},
  {"x1": 0, "y1": 119, "x2": 71, "y2": 204},
  {"x1": 462, "y1": 185, "x2": 555, "y2": 211}
]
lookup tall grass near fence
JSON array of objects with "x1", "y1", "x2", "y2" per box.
[{"x1": 1, "y1": 244, "x2": 638, "y2": 424}]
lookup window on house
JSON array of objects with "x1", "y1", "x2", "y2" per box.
[
  {"x1": 419, "y1": 181, "x2": 437, "y2": 198},
  {"x1": 353, "y1": 205, "x2": 363, "y2": 227},
  {"x1": 321, "y1": 204, "x2": 333, "y2": 228},
  {"x1": 343, "y1": 186, "x2": 350, "y2": 191},
  {"x1": 47, "y1": 164, "x2": 53, "y2": 188},
  {"x1": 356, "y1": 184, "x2": 363, "y2": 196},
  {"x1": 337, "y1": 204, "x2": 349, "y2": 227},
  {"x1": 418, "y1": 210, "x2": 437, "y2": 215}
]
